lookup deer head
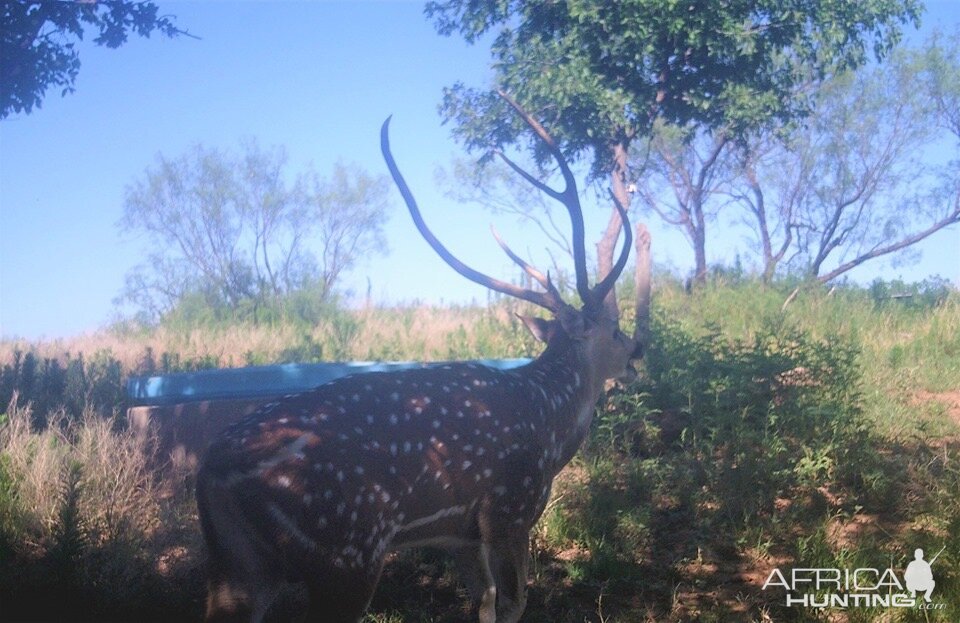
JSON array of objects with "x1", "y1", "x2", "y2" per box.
[{"x1": 196, "y1": 99, "x2": 641, "y2": 623}]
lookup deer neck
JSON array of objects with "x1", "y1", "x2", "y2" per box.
[{"x1": 515, "y1": 342, "x2": 604, "y2": 473}]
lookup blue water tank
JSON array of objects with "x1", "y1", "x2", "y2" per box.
[{"x1": 127, "y1": 359, "x2": 531, "y2": 406}]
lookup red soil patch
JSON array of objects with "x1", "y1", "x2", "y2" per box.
[{"x1": 914, "y1": 390, "x2": 960, "y2": 425}]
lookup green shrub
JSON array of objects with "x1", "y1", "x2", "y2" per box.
[
  {"x1": 0, "y1": 350, "x2": 125, "y2": 427},
  {"x1": 613, "y1": 313, "x2": 869, "y2": 520}
]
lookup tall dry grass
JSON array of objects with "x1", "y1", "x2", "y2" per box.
[
  {"x1": 0, "y1": 397, "x2": 202, "y2": 620},
  {"x1": 0, "y1": 302, "x2": 543, "y2": 374},
  {"x1": 0, "y1": 395, "x2": 159, "y2": 552}
]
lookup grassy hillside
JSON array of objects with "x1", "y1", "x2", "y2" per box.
[{"x1": 1, "y1": 278, "x2": 958, "y2": 622}]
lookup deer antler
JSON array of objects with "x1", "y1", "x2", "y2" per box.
[
  {"x1": 381, "y1": 116, "x2": 565, "y2": 312},
  {"x1": 383, "y1": 96, "x2": 633, "y2": 317},
  {"x1": 494, "y1": 90, "x2": 592, "y2": 306},
  {"x1": 489, "y1": 225, "x2": 565, "y2": 302},
  {"x1": 494, "y1": 91, "x2": 632, "y2": 314}
]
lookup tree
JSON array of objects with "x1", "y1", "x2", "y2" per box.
[
  {"x1": 728, "y1": 130, "x2": 809, "y2": 283},
  {"x1": 299, "y1": 162, "x2": 393, "y2": 300},
  {"x1": 1, "y1": 1, "x2": 186, "y2": 119},
  {"x1": 733, "y1": 34, "x2": 960, "y2": 283},
  {"x1": 118, "y1": 143, "x2": 390, "y2": 323},
  {"x1": 427, "y1": 0, "x2": 921, "y2": 297},
  {"x1": 633, "y1": 121, "x2": 737, "y2": 283}
]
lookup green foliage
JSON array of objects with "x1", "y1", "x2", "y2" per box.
[
  {"x1": 1, "y1": 1, "x2": 186, "y2": 118},
  {"x1": 157, "y1": 282, "x2": 343, "y2": 332},
  {"x1": 585, "y1": 311, "x2": 872, "y2": 532},
  {"x1": 430, "y1": 0, "x2": 921, "y2": 173},
  {"x1": 47, "y1": 460, "x2": 86, "y2": 609},
  {"x1": 0, "y1": 451, "x2": 16, "y2": 561},
  {"x1": 0, "y1": 350, "x2": 124, "y2": 427}
]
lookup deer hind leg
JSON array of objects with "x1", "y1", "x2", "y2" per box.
[
  {"x1": 452, "y1": 543, "x2": 488, "y2": 605},
  {"x1": 472, "y1": 543, "x2": 499, "y2": 623},
  {"x1": 467, "y1": 538, "x2": 529, "y2": 623},
  {"x1": 197, "y1": 474, "x2": 281, "y2": 623}
]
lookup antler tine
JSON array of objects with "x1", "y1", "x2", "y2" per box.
[
  {"x1": 382, "y1": 117, "x2": 562, "y2": 312},
  {"x1": 588, "y1": 190, "x2": 633, "y2": 311},
  {"x1": 490, "y1": 225, "x2": 564, "y2": 305},
  {"x1": 496, "y1": 90, "x2": 592, "y2": 306}
]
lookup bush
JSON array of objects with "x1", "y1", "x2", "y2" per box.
[
  {"x1": 539, "y1": 308, "x2": 883, "y2": 603},
  {"x1": 0, "y1": 350, "x2": 125, "y2": 428},
  {"x1": 867, "y1": 276, "x2": 953, "y2": 310},
  {"x1": 593, "y1": 312, "x2": 872, "y2": 514}
]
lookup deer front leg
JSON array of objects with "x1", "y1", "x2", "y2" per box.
[
  {"x1": 458, "y1": 536, "x2": 529, "y2": 623},
  {"x1": 477, "y1": 543, "x2": 499, "y2": 623},
  {"x1": 491, "y1": 535, "x2": 529, "y2": 623}
]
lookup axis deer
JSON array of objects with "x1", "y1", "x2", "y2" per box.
[{"x1": 196, "y1": 101, "x2": 641, "y2": 623}]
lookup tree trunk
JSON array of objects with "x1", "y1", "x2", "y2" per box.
[
  {"x1": 634, "y1": 223, "x2": 652, "y2": 346},
  {"x1": 692, "y1": 219, "x2": 708, "y2": 284},
  {"x1": 762, "y1": 261, "x2": 777, "y2": 285},
  {"x1": 596, "y1": 206, "x2": 624, "y2": 314},
  {"x1": 595, "y1": 142, "x2": 634, "y2": 315}
]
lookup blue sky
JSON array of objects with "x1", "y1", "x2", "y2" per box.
[{"x1": 2, "y1": 1, "x2": 959, "y2": 340}]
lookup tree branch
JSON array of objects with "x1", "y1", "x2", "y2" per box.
[{"x1": 817, "y1": 200, "x2": 960, "y2": 283}]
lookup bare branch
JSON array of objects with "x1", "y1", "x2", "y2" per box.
[{"x1": 817, "y1": 198, "x2": 960, "y2": 283}]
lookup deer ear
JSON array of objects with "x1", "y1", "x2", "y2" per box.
[{"x1": 517, "y1": 315, "x2": 556, "y2": 343}]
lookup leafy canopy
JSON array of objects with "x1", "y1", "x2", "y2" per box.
[
  {"x1": 1, "y1": 1, "x2": 186, "y2": 119},
  {"x1": 428, "y1": 0, "x2": 922, "y2": 172}
]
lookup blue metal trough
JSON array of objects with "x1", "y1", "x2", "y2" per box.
[{"x1": 127, "y1": 359, "x2": 531, "y2": 406}]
